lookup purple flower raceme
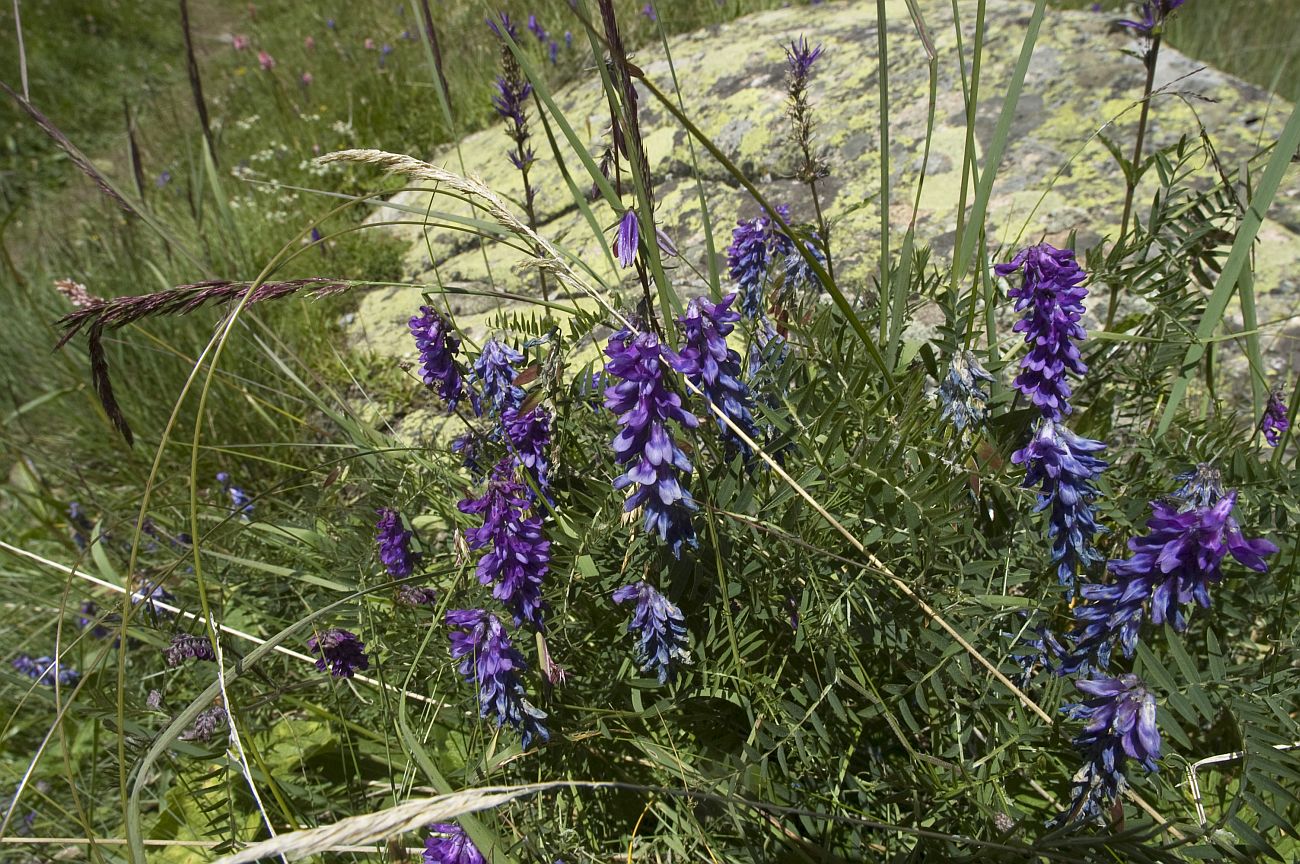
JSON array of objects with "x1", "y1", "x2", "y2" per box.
[
  {"x1": 1118, "y1": 0, "x2": 1186, "y2": 36},
  {"x1": 217, "y1": 471, "x2": 254, "y2": 519},
  {"x1": 997, "y1": 244, "x2": 1090, "y2": 421},
  {"x1": 728, "y1": 216, "x2": 774, "y2": 319},
  {"x1": 527, "y1": 13, "x2": 546, "y2": 41},
  {"x1": 674, "y1": 293, "x2": 759, "y2": 457},
  {"x1": 409, "y1": 306, "x2": 470, "y2": 412},
  {"x1": 307, "y1": 628, "x2": 369, "y2": 678},
  {"x1": 451, "y1": 431, "x2": 488, "y2": 479},
  {"x1": 1172, "y1": 462, "x2": 1225, "y2": 510},
  {"x1": 1068, "y1": 489, "x2": 1277, "y2": 673},
  {"x1": 165, "y1": 633, "x2": 216, "y2": 667},
  {"x1": 612, "y1": 581, "x2": 691, "y2": 684},
  {"x1": 502, "y1": 405, "x2": 552, "y2": 496},
  {"x1": 614, "y1": 209, "x2": 640, "y2": 268},
  {"x1": 937, "y1": 350, "x2": 996, "y2": 436},
  {"x1": 376, "y1": 508, "x2": 417, "y2": 579},
  {"x1": 445, "y1": 608, "x2": 549, "y2": 748},
  {"x1": 1011, "y1": 419, "x2": 1107, "y2": 594},
  {"x1": 458, "y1": 462, "x2": 550, "y2": 629},
  {"x1": 784, "y1": 35, "x2": 824, "y2": 82},
  {"x1": 12, "y1": 655, "x2": 79, "y2": 687},
  {"x1": 486, "y1": 12, "x2": 519, "y2": 41},
  {"x1": 423, "y1": 823, "x2": 485, "y2": 864},
  {"x1": 181, "y1": 704, "x2": 228, "y2": 741},
  {"x1": 473, "y1": 339, "x2": 525, "y2": 415},
  {"x1": 397, "y1": 584, "x2": 439, "y2": 606},
  {"x1": 1262, "y1": 384, "x2": 1290, "y2": 446},
  {"x1": 604, "y1": 330, "x2": 700, "y2": 557},
  {"x1": 780, "y1": 235, "x2": 826, "y2": 293},
  {"x1": 1056, "y1": 674, "x2": 1161, "y2": 825}
]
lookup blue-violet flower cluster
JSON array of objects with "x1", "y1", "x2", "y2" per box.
[
  {"x1": 612, "y1": 581, "x2": 692, "y2": 684},
  {"x1": 423, "y1": 823, "x2": 484, "y2": 864},
  {"x1": 12, "y1": 655, "x2": 79, "y2": 687},
  {"x1": 307, "y1": 628, "x2": 369, "y2": 678},
  {"x1": 409, "y1": 306, "x2": 468, "y2": 412},
  {"x1": 446, "y1": 608, "x2": 549, "y2": 748},
  {"x1": 1262, "y1": 385, "x2": 1289, "y2": 447},
  {"x1": 674, "y1": 293, "x2": 758, "y2": 457},
  {"x1": 604, "y1": 330, "x2": 699, "y2": 557},
  {"x1": 458, "y1": 462, "x2": 551, "y2": 629},
  {"x1": 473, "y1": 339, "x2": 525, "y2": 415},
  {"x1": 376, "y1": 508, "x2": 417, "y2": 579}
]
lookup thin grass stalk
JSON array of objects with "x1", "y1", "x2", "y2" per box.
[
  {"x1": 179, "y1": 0, "x2": 217, "y2": 167},
  {"x1": 876, "y1": 0, "x2": 892, "y2": 348},
  {"x1": 951, "y1": 0, "x2": 985, "y2": 307},
  {"x1": 1156, "y1": 98, "x2": 1300, "y2": 436},
  {"x1": 122, "y1": 98, "x2": 146, "y2": 201},
  {"x1": 951, "y1": 0, "x2": 1045, "y2": 288},
  {"x1": 1106, "y1": 32, "x2": 1163, "y2": 329},
  {"x1": 11, "y1": 0, "x2": 28, "y2": 100}
]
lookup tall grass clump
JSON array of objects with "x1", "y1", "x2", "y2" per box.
[{"x1": 2, "y1": 0, "x2": 1299, "y2": 862}]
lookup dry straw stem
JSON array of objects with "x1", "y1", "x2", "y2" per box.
[
  {"x1": 217, "y1": 786, "x2": 535, "y2": 863},
  {"x1": 0, "y1": 540, "x2": 449, "y2": 711},
  {"x1": 324, "y1": 149, "x2": 1177, "y2": 835}
]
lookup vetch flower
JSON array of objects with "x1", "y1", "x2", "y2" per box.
[
  {"x1": 458, "y1": 462, "x2": 550, "y2": 628},
  {"x1": 997, "y1": 244, "x2": 1090, "y2": 420},
  {"x1": 937, "y1": 350, "x2": 996, "y2": 436},
  {"x1": 502, "y1": 405, "x2": 551, "y2": 496},
  {"x1": 423, "y1": 823, "x2": 484, "y2": 864},
  {"x1": 11, "y1": 655, "x2": 79, "y2": 687},
  {"x1": 642, "y1": 2, "x2": 657, "y2": 21},
  {"x1": 164, "y1": 633, "x2": 215, "y2": 667},
  {"x1": 1262, "y1": 384, "x2": 1289, "y2": 446},
  {"x1": 217, "y1": 471, "x2": 254, "y2": 519},
  {"x1": 376, "y1": 508, "x2": 417, "y2": 578},
  {"x1": 612, "y1": 581, "x2": 691, "y2": 684},
  {"x1": 78, "y1": 601, "x2": 109, "y2": 639},
  {"x1": 307, "y1": 628, "x2": 369, "y2": 678},
  {"x1": 445, "y1": 608, "x2": 549, "y2": 748},
  {"x1": 473, "y1": 339, "x2": 525, "y2": 415},
  {"x1": 1118, "y1": 0, "x2": 1186, "y2": 36},
  {"x1": 181, "y1": 704, "x2": 228, "y2": 741},
  {"x1": 409, "y1": 306, "x2": 469, "y2": 412},
  {"x1": 674, "y1": 293, "x2": 759, "y2": 457},
  {"x1": 1172, "y1": 462, "x2": 1225, "y2": 509},
  {"x1": 396, "y1": 584, "x2": 439, "y2": 606},
  {"x1": 1056, "y1": 674, "x2": 1160, "y2": 825},
  {"x1": 614, "y1": 209, "x2": 640, "y2": 268},
  {"x1": 728, "y1": 216, "x2": 774, "y2": 319},
  {"x1": 527, "y1": 14, "x2": 546, "y2": 41},
  {"x1": 1011, "y1": 420, "x2": 1107, "y2": 594},
  {"x1": 604, "y1": 330, "x2": 699, "y2": 557},
  {"x1": 780, "y1": 235, "x2": 826, "y2": 293},
  {"x1": 1072, "y1": 490, "x2": 1276, "y2": 668},
  {"x1": 451, "y1": 431, "x2": 487, "y2": 479},
  {"x1": 486, "y1": 12, "x2": 519, "y2": 41}
]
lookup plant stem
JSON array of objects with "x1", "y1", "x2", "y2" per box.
[{"x1": 1107, "y1": 33, "x2": 1161, "y2": 329}]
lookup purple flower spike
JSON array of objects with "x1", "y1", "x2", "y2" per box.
[
  {"x1": 409, "y1": 306, "x2": 469, "y2": 412},
  {"x1": 491, "y1": 75, "x2": 532, "y2": 128},
  {"x1": 376, "y1": 508, "x2": 417, "y2": 578},
  {"x1": 445, "y1": 608, "x2": 549, "y2": 748},
  {"x1": 614, "y1": 210, "x2": 640, "y2": 269},
  {"x1": 458, "y1": 462, "x2": 550, "y2": 629},
  {"x1": 784, "y1": 35, "x2": 824, "y2": 82},
  {"x1": 674, "y1": 293, "x2": 759, "y2": 457},
  {"x1": 473, "y1": 339, "x2": 525, "y2": 416},
  {"x1": 217, "y1": 471, "x2": 254, "y2": 519},
  {"x1": 527, "y1": 14, "x2": 546, "y2": 41},
  {"x1": 1011, "y1": 420, "x2": 1108, "y2": 594},
  {"x1": 997, "y1": 244, "x2": 1090, "y2": 420},
  {"x1": 612, "y1": 581, "x2": 691, "y2": 684},
  {"x1": 1262, "y1": 385, "x2": 1289, "y2": 446},
  {"x1": 642, "y1": 2, "x2": 658, "y2": 21},
  {"x1": 486, "y1": 12, "x2": 518, "y2": 41},
  {"x1": 165, "y1": 634, "x2": 216, "y2": 667},
  {"x1": 728, "y1": 217, "x2": 773, "y2": 319},
  {"x1": 1118, "y1": 0, "x2": 1186, "y2": 36},
  {"x1": 938, "y1": 350, "x2": 995, "y2": 435},
  {"x1": 307, "y1": 628, "x2": 369, "y2": 678},
  {"x1": 503, "y1": 405, "x2": 552, "y2": 495},
  {"x1": 604, "y1": 330, "x2": 700, "y2": 557},
  {"x1": 423, "y1": 823, "x2": 485, "y2": 864},
  {"x1": 1056, "y1": 673, "x2": 1160, "y2": 825},
  {"x1": 12, "y1": 654, "x2": 79, "y2": 687}
]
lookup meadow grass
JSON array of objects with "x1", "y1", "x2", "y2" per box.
[{"x1": 1, "y1": 0, "x2": 1298, "y2": 861}]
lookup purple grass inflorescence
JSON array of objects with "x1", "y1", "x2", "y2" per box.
[
  {"x1": 1118, "y1": 0, "x2": 1186, "y2": 36},
  {"x1": 1057, "y1": 673, "x2": 1161, "y2": 825},
  {"x1": 165, "y1": 633, "x2": 216, "y2": 667},
  {"x1": 423, "y1": 822, "x2": 484, "y2": 864},
  {"x1": 376, "y1": 508, "x2": 417, "y2": 579},
  {"x1": 307, "y1": 628, "x2": 370, "y2": 678},
  {"x1": 604, "y1": 330, "x2": 699, "y2": 557},
  {"x1": 997, "y1": 244, "x2": 1090, "y2": 421},
  {"x1": 445, "y1": 608, "x2": 549, "y2": 748},
  {"x1": 674, "y1": 293, "x2": 758, "y2": 457},
  {"x1": 612, "y1": 581, "x2": 691, "y2": 684},
  {"x1": 409, "y1": 306, "x2": 469, "y2": 412},
  {"x1": 784, "y1": 35, "x2": 824, "y2": 83},
  {"x1": 1012, "y1": 420, "x2": 1107, "y2": 594},
  {"x1": 458, "y1": 461, "x2": 550, "y2": 629},
  {"x1": 1262, "y1": 385, "x2": 1289, "y2": 447}
]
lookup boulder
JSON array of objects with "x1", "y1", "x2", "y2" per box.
[{"x1": 351, "y1": 0, "x2": 1300, "y2": 434}]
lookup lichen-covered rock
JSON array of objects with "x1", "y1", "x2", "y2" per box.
[{"x1": 352, "y1": 0, "x2": 1300, "y2": 432}]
